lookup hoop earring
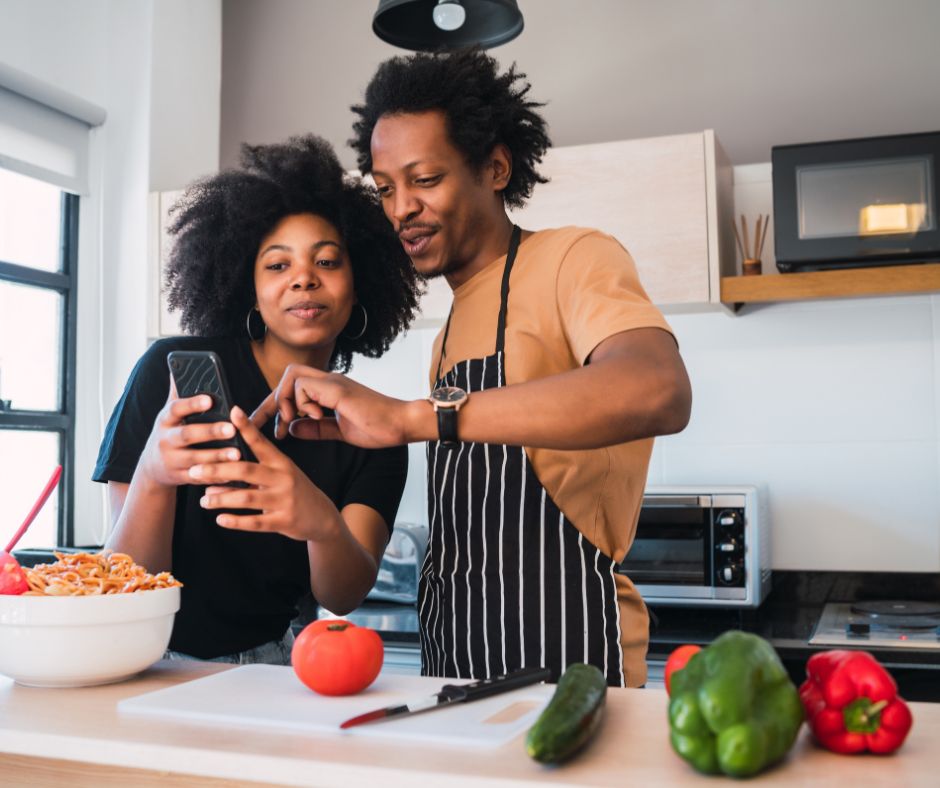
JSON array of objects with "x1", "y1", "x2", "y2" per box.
[
  {"x1": 343, "y1": 303, "x2": 368, "y2": 340},
  {"x1": 246, "y1": 307, "x2": 267, "y2": 342}
]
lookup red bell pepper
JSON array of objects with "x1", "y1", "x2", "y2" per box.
[{"x1": 799, "y1": 650, "x2": 913, "y2": 754}]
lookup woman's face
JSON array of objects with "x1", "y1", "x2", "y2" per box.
[{"x1": 253, "y1": 213, "x2": 355, "y2": 354}]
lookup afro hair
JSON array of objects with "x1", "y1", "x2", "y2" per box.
[
  {"x1": 163, "y1": 135, "x2": 421, "y2": 372},
  {"x1": 349, "y1": 48, "x2": 551, "y2": 209}
]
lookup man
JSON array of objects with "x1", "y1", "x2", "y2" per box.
[{"x1": 253, "y1": 49, "x2": 692, "y2": 687}]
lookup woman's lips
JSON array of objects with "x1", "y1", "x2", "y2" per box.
[{"x1": 287, "y1": 305, "x2": 326, "y2": 321}]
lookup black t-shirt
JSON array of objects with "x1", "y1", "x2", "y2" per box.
[{"x1": 93, "y1": 335, "x2": 407, "y2": 658}]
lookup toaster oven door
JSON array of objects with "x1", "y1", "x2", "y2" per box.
[{"x1": 619, "y1": 496, "x2": 712, "y2": 596}]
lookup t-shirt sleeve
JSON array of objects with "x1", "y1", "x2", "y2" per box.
[
  {"x1": 339, "y1": 445, "x2": 408, "y2": 536},
  {"x1": 556, "y1": 231, "x2": 675, "y2": 365},
  {"x1": 92, "y1": 340, "x2": 174, "y2": 484}
]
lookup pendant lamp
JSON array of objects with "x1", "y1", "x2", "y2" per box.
[{"x1": 373, "y1": 0, "x2": 524, "y2": 51}]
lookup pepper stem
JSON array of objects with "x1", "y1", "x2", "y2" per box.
[
  {"x1": 327, "y1": 623, "x2": 350, "y2": 632},
  {"x1": 843, "y1": 697, "x2": 890, "y2": 734}
]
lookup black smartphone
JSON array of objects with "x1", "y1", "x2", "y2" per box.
[{"x1": 166, "y1": 350, "x2": 256, "y2": 468}]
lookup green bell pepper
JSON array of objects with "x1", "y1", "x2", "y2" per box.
[{"x1": 667, "y1": 631, "x2": 804, "y2": 778}]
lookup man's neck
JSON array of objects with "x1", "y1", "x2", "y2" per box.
[{"x1": 443, "y1": 214, "x2": 516, "y2": 290}]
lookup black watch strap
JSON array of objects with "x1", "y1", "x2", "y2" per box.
[{"x1": 437, "y1": 407, "x2": 459, "y2": 446}]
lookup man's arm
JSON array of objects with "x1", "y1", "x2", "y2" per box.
[{"x1": 253, "y1": 327, "x2": 691, "y2": 450}]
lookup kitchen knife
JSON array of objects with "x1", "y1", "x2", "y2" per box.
[{"x1": 339, "y1": 665, "x2": 552, "y2": 729}]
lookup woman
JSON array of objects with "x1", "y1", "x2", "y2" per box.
[{"x1": 93, "y1": 135, "x2": 421, "y2": 664}]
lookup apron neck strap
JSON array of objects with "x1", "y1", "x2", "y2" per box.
[{"x1": 435, "y1": 224, "x2": 522, "y2": 386}]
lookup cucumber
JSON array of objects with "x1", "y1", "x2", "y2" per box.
[{"x1": 525, "y1": 662, "x2": 607, "y2": 764}]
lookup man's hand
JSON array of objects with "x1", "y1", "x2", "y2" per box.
[{"x1": 250, "y1": 364, "x2": 417, "y2": 448}]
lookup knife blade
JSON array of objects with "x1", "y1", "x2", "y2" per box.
[{"x1": 339, "y1": 665, "x2": 552, "y2": 729}]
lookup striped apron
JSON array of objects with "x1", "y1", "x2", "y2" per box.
[{"x1": 418, "y1": 225, "x2": 626, "y2": 686}]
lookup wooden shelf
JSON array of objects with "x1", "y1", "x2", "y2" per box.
[{"x1": 720, "y1": 262, "x2": 940, "y2": 309}]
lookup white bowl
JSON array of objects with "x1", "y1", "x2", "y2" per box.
[{"x1": 0, "y1": 586, "x2": 180, "y2": 687}]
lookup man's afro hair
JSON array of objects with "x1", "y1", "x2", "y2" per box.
[{"x1": 349, "y1": 48, "x2": 551, "y2": 209}]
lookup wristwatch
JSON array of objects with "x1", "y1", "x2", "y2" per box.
[{"x1": 427, "y1": 386, "x2": 469, "y2": 447}]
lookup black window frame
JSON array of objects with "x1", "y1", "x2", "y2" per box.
[{"x1": 0, "y1": 191, "x2": 79, "y2": 546}]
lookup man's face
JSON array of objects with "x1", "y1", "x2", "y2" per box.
[{"x1": 370, "y1": 110, "x2": 504, "y2": 281}]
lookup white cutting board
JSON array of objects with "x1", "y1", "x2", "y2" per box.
[{"x1": 119, "y1": 665, "x2": 553, "y2": 749}]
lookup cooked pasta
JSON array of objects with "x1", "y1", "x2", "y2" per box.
[{"x1": 23, "y1": 551, "x2": 182, "y2": 596}]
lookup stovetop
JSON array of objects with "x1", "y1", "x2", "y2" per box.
[{"x1": 810, "y1": 600, "x2": 940, "y2": 650}]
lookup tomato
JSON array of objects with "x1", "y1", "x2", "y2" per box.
[
  {"x1": 0, "y1": 552, "x2": 29, "y2": 595},
  {"x1": 664, "y1": 644, "x2": 702, "y2": 695},
  {"x1": 291, "y1": 619, "x2": 384, "y2": 696}
]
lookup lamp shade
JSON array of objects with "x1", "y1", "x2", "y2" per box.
[{"x1": 373, "y1": 0, "x2": 524, "y2": 51}]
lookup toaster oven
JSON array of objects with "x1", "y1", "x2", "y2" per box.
[{"x1": 618, "y1": 486, "x2": 770, "y2": 608}]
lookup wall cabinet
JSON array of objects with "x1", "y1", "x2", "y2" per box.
[{"x1": 507, "y1": 130, "x2": 735, "y2": 314}]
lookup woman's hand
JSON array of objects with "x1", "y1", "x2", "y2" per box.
[
  {"x1": 193, "y1": 406, "x2": 339, "y2": 541},
  {"x1": 137, "y1": 377, "x2": 243, "y2": 488},
  {"x1": 249, "y1": 364, "x2": 416, "y2": 448}
]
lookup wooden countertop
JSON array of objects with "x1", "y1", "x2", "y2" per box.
[{"x1": 1, "y1": 660, "x2": 938, "y2": 787}]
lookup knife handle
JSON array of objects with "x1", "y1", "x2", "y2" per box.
[{"x1": 442, "y1": 666, "x2": 553, "y2": 702}]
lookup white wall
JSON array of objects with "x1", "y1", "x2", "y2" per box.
[
  {"x1": 0, "y1": 0, "x2": 221, "y2": 544},
  {"x1": 220, "y1": 0, "x2": 940, "y2": 169},
  {"x1": 150, "y1": 0, "x2": 221, "y2": 191},
  {"x1": 654, "y1": 296, "x2": 940, "y2": 572}
]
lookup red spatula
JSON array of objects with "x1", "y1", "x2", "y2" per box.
[{"x1": 0, "y1": 465, "x2": 62, "y2": 594}]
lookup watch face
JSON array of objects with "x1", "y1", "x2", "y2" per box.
[{"x1": 431, "y1": 386, "x2": 467, "y2": 405}]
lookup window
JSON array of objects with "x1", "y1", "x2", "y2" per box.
[{"x1": 0, "y1": 167, "x2": 79, "y2": 549}]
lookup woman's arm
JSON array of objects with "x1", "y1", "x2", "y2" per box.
[
  {"x1": 105, "y1": 387, "x2": 248, "y2": 573},
  {"x1": 105, "y1": 478, "x2": 176, "y2": 572},
  {"x1": 196, "y1": 407, "x2": 390, "y2": 614}
]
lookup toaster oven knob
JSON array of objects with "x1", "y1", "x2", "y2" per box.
[
  {"x1": 717, "y1": 510, "x2": 742, "y2": 528},
  {"x1": 718, "y1": 540, "x2": 738, "y2": 553},
  {"x1": 719, "y1": 563, "x2": 742, "y2": 585}
]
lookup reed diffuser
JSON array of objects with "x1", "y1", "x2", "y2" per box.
[{"x1": 733, "y1": 214, "x2": 770, "y2": 276}]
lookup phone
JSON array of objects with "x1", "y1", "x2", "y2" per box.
[{"x1": 166, "y1": 350, "x2": 256, "y2": 468}]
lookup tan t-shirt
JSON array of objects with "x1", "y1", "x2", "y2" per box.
[{"x1": 429, "y1": 226, "x2": 675, "y2": 686}]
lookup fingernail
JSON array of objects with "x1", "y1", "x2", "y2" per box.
[
  {"x1": 231, "y1": 406, "x2": 243, "y2": 418},
  {"x1": 220, "y1": 424, "x2": 235, "y2": 437},
  {"x1": 226, "y1": 449, "x2": 239, "y2": 460},
  {"x1": 189, "y1": 465, "x2": 203, "y2": 478},
  {"x1": 200, "y1": 496, "x2": 209, "y2": 507},
  {"x1": 217, "y1": 515, "x2": 231, "y2": 527},
  {"x1": 201, "y1": 396, "x2": 212, "y2": 408}
]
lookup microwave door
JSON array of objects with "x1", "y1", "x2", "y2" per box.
[{"x1": 620, "y1": 502, "x2": 711, "y2": 587}]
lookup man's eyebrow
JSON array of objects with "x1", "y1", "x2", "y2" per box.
[{"x1": 372, "y1": 160, "x2": 427, "y2": 177}]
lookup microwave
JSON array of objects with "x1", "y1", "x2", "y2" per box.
[
  {"x1": 772, "y1": 131, "x2": 940, "y2": 272},
  {"x1": 618, "y1": 486, "x2": 770, "y2": 608}
]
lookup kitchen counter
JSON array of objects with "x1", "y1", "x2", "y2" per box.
[{"x1": 1, "y1": 660, "x2": 938, "y2": 787}]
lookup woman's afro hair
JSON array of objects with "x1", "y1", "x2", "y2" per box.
[
  {"x1": 349, "y1": 48, "x2": 551, "y2": 209},
  {"x1": 163, "y1": 135, "x2": 421, "y2": 372}
]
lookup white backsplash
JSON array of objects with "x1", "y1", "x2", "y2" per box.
[{"x1": 654, "y1": 295, "x2": 940, "y2": 572}]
